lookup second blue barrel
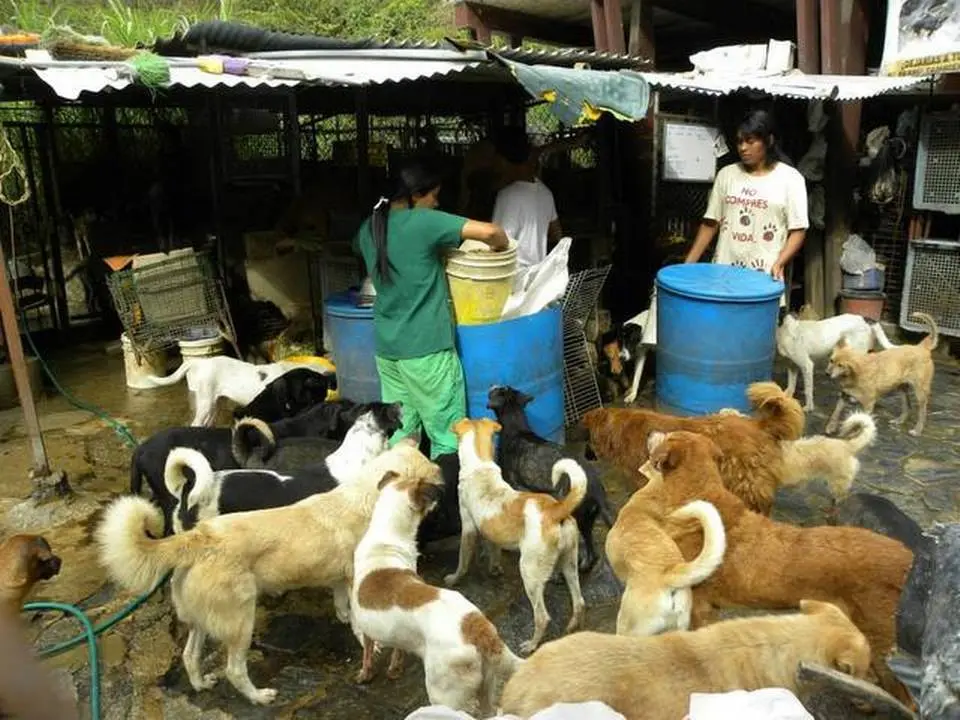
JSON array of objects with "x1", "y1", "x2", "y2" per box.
[
  {"x1": 656, "y1": 264, "x2": 783, "y2": 416},
  {"x1": 324, "y1": 292, "x2": 564, "y2": 443}
]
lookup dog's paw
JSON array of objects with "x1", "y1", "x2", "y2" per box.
[
  {"x1": 488, "y1": 564, "x2": 504, "y2": 577},
  {"x1": 908, "y1": 427, "x2": 922, "y2": 437},
  {"x1": 194, "y1": 673, "x2": 218, "y2": 691},
  {"x1": 519, "y1": 639, "x2": 539, "y2": 656},
  {"x1": 251, "y1": 688, "x2": 277, "y2": 705},
  {"x1": 443, "y1": 573, "x2": 460, "y2": 587},
  {"x1": 355, "y1": 667, "x2": 375, "y2": 684},
  {"x1": 802, "y1": 403, "x2": 815, "y2": 412},
  {"x1": 624, "y1": 390, "x2": 637, "y2": 404}
]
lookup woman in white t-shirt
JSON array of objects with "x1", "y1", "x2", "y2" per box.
[{"x1": 685, "y1": 109, "x2": 809, "y2": 284}]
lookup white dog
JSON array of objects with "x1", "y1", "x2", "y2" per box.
[
  {"x1": 142, "y1": 356, "x2": 326, "y2": 426},
  {"x1": 351, "y1": 467, "x2": 521, "y2": 716},
  {"x1": 776, "y1": 313, "x2": 895, "y2": 411}
]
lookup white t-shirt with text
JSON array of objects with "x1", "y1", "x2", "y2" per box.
[
  {"x1": 492, "y1": 179, "x2": 559, "y2": 269},
  {"x1": 704, "y1": 162, "x2": 809, "y2": 274}
]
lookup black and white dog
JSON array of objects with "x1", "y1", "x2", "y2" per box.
[
  {"x1": 598, "y1": 311, "x2": 649, "y2": 405},
  {"x1": 487, "y1": 385, "x2": 615, "y2": 573},
  {"x1": 129, "y1": 399, "x2": 367, "y2": 535},
  {"x1": 232, "y1": 367, "x2": 334, "y2": 423},
  {"x1": 168, "y1": 403, "x2": 403, "y2": 532}
]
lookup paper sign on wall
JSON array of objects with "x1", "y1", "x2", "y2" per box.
[
  {"x1": 881, "y1": 0, "x2": 960, "y2": 75},
  {"x1": 662, "y1": 121, "x2": 722, "y2": 183}
]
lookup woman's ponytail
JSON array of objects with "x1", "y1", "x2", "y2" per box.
[{"x1": 371, "y1": 196, "x2": 392, "y2": 285}]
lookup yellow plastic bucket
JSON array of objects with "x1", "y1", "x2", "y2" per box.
[{"x1": 445, "y1": 240, "x2": 518, "y2": 325}]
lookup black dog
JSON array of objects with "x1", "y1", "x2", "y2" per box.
[
  {"x1": 830, "y1": 492, "x2": 925, "y2": 552},
  {"x1": 231, "y1": 402, "x2": 403, "y2": 472},
  {"x1": 130, "y1": 400, "x2": 366, "y2": 536},
  {"x1": 598, "y1": 319, "x2": 648, "y2": 404},
  {"x1": 171, "y1": 402, "x2": 403, "y2": 531},
  {"x1": 487, "y1": 385, "x2": 615, "y2": 573},
  {"x1": 232, "y1": 368, "x2": 334, "y2": 423}
]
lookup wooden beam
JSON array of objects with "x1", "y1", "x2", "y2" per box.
[
  {"x1": 591, "y1": 0, "x2": 609, "y2": 51},
  {"x1": 604, "y1": 0, "x2": 626, "y2": 55},
  {"x1": 454, "y1": 2, "x2": 593, "y2": 47},
  {"x1": 796, "y1": 0, "x2": 820, "y2": 73},
  {"x1": 652, "y1": 0, "x2": 792, "y2": 37},
  {"x1": 629, "y1": 0, "x2": 655, "y2": 63}
]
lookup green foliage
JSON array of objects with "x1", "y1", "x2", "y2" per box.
[{"x1": 0, "y1": 0, "x2": 456, "y2": 47}]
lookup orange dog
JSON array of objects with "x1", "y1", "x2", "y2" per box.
[
  {"x1": 582, "y1": 381, "x2": 804, "y2": 514},
  {"x1": 0, "y1": 535, "x2": 61, "y2": 616},
  {"x1": 637, "y1": 430, "x2": 913, "y2": 703}
]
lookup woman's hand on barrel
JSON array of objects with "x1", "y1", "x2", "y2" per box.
[{"x1": 462, "y1": 220, "x2": 509, "y2": 252}]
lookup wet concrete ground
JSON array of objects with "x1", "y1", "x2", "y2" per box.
[{"x1": 2, "y1": 339, "x2": 958, "y2": 719}]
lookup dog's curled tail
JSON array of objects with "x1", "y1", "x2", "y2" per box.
[
  {"x1": 231, "y1": 417, "x2": 276, "y2": 467},
  {"x1": 838, "y1": 412, "x2": 877, "y2": 454},
  {"x1": 747, "y1": 381, "x2": 805, "y2": 441},
  {"x1": 911, "y1": 312, "x2": 940, "y2": 351},
  {"x1": 164, "y1": 447, "x2": 215, "y2": 502},
  {"x1": 548, "y1": 459, "x2": 588, "y2": 522},
  {"x1": 140, "y1": 360, "x2": 191, "y2": 388},
  {"x1": 95, "y1": 496, "x2": 212, "y2": 594},
  {"x1": 662, "y1": 500, "x2": 726, "y2": 589}
]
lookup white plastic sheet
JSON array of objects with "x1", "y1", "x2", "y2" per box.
[
  {"x1": 500, "y1": 237, "x2": 572, "y2": 321},
  {"x1": 688, "y1": 688, "x2": 813, "y2": 720}
]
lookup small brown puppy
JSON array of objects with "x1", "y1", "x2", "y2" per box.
[
  {"x1": 639, "y1": 430, "x2": 913, "y2": 704},
  {"x1": 0, "y1": 535, "x2": 61, "y2": 615},
  {"x1": 582, "y1": 381, "x2": 804, "y2": 514},
  {"x1": 500, "y1": 600, "x2": 871, "y2": 720},
  {"x1": 826, "y1": 311, "x2": 938, "y2": 437}
]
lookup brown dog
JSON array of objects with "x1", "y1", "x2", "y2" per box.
[
  {"x1": 500, "y1": 600, "x2": 871, "y2": 720},
  {"x1": 638, "y1": 430, "x2": 913, "y2": 703},
  {"x1": 582, "y1": 381, "x2": 804, "y2": 514},
  {"x1": 826, "y1": 311, "x2": 938, "y2": 437},
  {"x1": 0, "y1": 535, "x2": 61, "y2": 616}
]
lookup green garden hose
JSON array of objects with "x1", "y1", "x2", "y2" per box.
[{"x1": 23, "y1": 601, "x2": 100, "y2": 720}]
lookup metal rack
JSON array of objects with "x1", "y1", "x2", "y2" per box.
[{"x1": 561, "y1": 265, "x2": 611, "y2": 427}]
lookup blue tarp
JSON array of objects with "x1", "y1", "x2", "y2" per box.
[{"x1": 499, "y1": 56, "x2": 650, "y2": 125}]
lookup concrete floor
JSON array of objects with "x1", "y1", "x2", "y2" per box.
[{"x1": 1, "y1": 340, "x2": 958, "y2": 719}]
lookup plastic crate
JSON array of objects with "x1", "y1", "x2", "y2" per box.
[{"x1": 900, "y1": 238, "x2": 960, "y2": 338}]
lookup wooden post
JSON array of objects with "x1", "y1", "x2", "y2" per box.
[
  {"x1": 591, "y1": 0, "x2": 609, "y2": 51},
  {"x1": 356, "y1": 90, "x2": 371, "y2": 206},
  {"x1": 628, "y1": 0, "x2": 655, "y2": 63},
  {"x1": 796, "y1": 0, "x2": 820, "y2": 73},
  {"x1": 38, "y1": 106, "x2": 69, "y2": 332},
  {"x1": 604, "y1": 0, "x2": 626, "y2": 54}
]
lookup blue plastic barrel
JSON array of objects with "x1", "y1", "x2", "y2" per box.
[
  {"x1": 323, "y1": 292, "x2": 565, "y2": 442},
  {"x1": 656, "y1": 264, "x2": 783, "y2": 416}
]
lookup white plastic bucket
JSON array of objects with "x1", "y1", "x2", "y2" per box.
[
  {"x1": 178, "y1": 336, "x2": 224, "y2": 360},
  {"x1": 121, "y1": 334, "x2": 167, "y2": 390},
  {"x1": 445, "y1": 240, "x2": 518, "y2": 325}
]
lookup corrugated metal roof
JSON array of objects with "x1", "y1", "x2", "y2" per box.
[
  {"x1": 637, "y1": 70, "x2": 935, "y2": 100},
  {"x1": 0, "y1": 48, "x2": 493, "y2": 101}
]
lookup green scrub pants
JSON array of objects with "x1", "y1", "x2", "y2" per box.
[{"x1": 375, "y1": 349, "x2": 467, "y2": 458}]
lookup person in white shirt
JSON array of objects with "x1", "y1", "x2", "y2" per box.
[{"x1": 491, "y1": 128, "x2": 563, "y2": 269}]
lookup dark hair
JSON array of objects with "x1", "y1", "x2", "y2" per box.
[
  {"x1": 736, "y1": 109, "x2": 785, "y2": 166},
  {"x1": 371, "y1": 158, "x2": 443, "y2": 285},
  {"x1": 494, "y1": 126, "x2": 533, "y2": 166}
]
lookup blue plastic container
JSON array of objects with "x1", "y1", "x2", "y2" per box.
[
  {"x1": 323, "y1": 293, "x2": 565, "y2": 442},
  {"x1": 656, "y1": 264, "x2": 784, "y2": 416}
]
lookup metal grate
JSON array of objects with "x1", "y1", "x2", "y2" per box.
[
  {"x1": 107, "y1": 250, "x2": 238, "y2": 354},
  {"x1": 900, "y1": 239, "x2": 960, "y2": 337},
  {"x1": 913, "y1": 112, "x2": 960, "y2": 214},
  {"x1": 308, "y1": 244, "x2": 363, "y2": 352},
  {"x1": 561, "y1": 266, "x2": 611, "y2": 427}
]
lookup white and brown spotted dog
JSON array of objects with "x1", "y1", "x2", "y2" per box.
[
  {"x1": 446, "y1": 417, "x2": 586, "y2": 654},
  {"x1": 351, "y1": 466, "x2": 521, "y2": 716}
]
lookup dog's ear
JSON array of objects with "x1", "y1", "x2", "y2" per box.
[
  {"x1": 411, "y1": 477, "x2": 444, "y2": 514},
  {"x1": 451, "y1": 418, "x2": 471, "y2": 436},
  {"x1": 835, "y1": 335, "x2": 849, "y2": 350},
  {"x1": 377, "y1": 470, "x2": 401, "y2": 490},
  {"x1": 651, "y1": 436, "x2": 685, "y2": 473},
  {"x1": 517, "y1": 391, "x2": 534, "y2": 407}
]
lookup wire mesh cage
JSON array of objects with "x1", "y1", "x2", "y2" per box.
[
  {"x1": 561, "y1": 265, "x2": 611, "y2": 427},
  {"x1": 107, "y1": 249, "x2": 237, "y2": 354},
  {"x1": 913, "y1": 112, "x2": 960, "y2": 214},
  {"x1": 900, "y1": 239, "x2": 960, "y2": 338},
  {"x1": 307, "y1": 243, "x2": 364, "y2": 352}
]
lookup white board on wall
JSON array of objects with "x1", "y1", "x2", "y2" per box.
[{"x1": 662, "y1": 121, "x2": 722, "y2": 182}]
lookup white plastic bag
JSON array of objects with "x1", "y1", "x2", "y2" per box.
[
  {"x1": 500, "y1": 237, "x2": 572, "y2": 320},
  {"x1": 840, "y1": 234, "x2": 876, "y2": 275},
  {"x1": 688, "y1": 688, "x2": 813, "y2": 720},
  {"x1": 405, "y1": 701, "x2": 625, "y2": 720}
]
